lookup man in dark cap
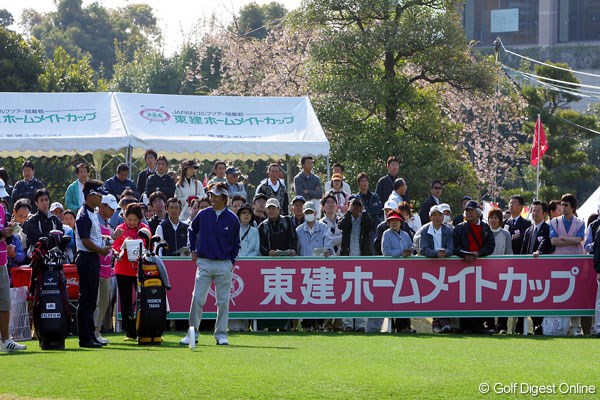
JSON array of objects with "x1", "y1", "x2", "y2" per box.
[
  {"x1": 453, "y1": 196, "x2": 472, "y2": 227},
  {"x1": 453, "y1": 200, "x2": 495, "y2": 334},
  {"x1": 252, "y1": 193, "x2": 268, "y2": 225},
  {"x1": 259, "y1": 198, "x2": 298, "y2": 257},
  {"x1": 290, "y1": 195, "x2": 306, "y2": 229},
  {"x1": 75, "y1": 180, "x2": 112, "y2": 348},
  {"x1": 225, "y1": 167, "x2": 246, "y2": 200}
]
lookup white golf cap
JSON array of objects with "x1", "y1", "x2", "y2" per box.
[
  {"x1": 383, "y1": 200, "x2": 398, "y2": 211},
  {"x1": 303, "y1": 202, "x2": 316, "y2": 213},
  {"x1": 266, "y1": 198, "x2": 280, "y2": 208},
  {"x1": 429, "y1": 205, "x2": 443, "y2": 216},
  {"x1": 438, "y1": 203, "x2": 451, "y2": 214},
  {"x1": 208, "y1": 185, "x2": 229, "y2": 197},
  {"x1": 101, "y1": 194, "x2": 119, "y2": 210},
  {"x1": 50, "y1": 202, "x2": 64, "y2": 212}
]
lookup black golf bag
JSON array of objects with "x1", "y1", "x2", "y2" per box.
[
  {"x1": 31, "y1": 232, "x2": 72, "y2": 350},
  {"x1": 135, "y1": 238, "x2": 170, "y2": 345}
]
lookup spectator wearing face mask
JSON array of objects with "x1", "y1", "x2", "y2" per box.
[
  {"x1": 438, "y1": 203, "x2": 453, "y2": 226},
  {"x1": 296, "y1": 202, "x2": 334, "y2": 332}
]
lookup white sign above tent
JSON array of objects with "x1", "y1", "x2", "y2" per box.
[
  {"x1": 114, "y1": 93, "x2": 329, "y2": 160},
  {"x1": 0, "y1": 92, "x2": 128, "y2": 158}
]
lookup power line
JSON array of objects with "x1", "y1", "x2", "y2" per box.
[
  {"x1": 508, "y1": 68, "x2": 600, "y2": 99},
  {"x1": 524, "y1": 101, "x2": 600, "y2": 136},
  {"x1": 496, "y1": 37, "x2": 600, "y2": 79},
  {"x1": 518, "y1": 70, "x2": 600, "y2": 92},
  {"x1": 238, "y1": 15, "x2": 288, "y2": 38},
  {"x1": 552, "y1": 112, "x2": 600, "y2": 136},
  {"x1": 496, "y1": 70, "x2": 600, "y2": 136},
  {"x1": 503, "y1": 66, "x2": 600, "y2": 101},
  {"x1": 505, "y1": 67, "x2": 600, "y2": 101}
]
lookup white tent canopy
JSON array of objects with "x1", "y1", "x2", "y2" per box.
[
  {"x1": 0, "y1": 92, "x2": 128, "y2": 158},
  {"x1": 579, "y1": 186, "x2": 600, "y2": 223},
  {"x1": 0, "y1": 92, "x2": 329, "y2": 178},
  {"x1": 115, "y1": 93, "x2": 329, "y2": 160}
]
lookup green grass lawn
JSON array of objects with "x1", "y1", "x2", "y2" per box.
[{"x1": 1, "y1": 332, "x2": 598, "y2": 399}]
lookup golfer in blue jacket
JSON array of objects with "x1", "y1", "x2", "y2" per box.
[{"x1": 180, "y1": 183, "x2": 240, "y2": 346}]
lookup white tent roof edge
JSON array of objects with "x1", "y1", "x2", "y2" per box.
[
  {"x1": 116, "y1": 92, "x2": 329, "y2": 161},
  {"x1": 0, "y1": 92, "x2": 330, "y2": 162}
]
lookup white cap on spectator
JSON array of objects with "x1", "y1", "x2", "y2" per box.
[
  {"x1": 208, "y1": 185, "x2": 229, "y2": 197},
  {"x1": 303, "y1": 202, "x2": 316, "y2": 213},
  {"x1": 266, "y1": 198, "x2": 280, "y2": 208},
  {"x1": 383, "y1": 200, "x2": 398, "y2": 211},
  {"x1": 101, "y1": 194, "x2": 119, "y2": 210},
  {"x1": 438, "y1": 203, "x2": 451, "y2": 214},
  {"x1": 429, "y1": 205, "x2": 443, "y2": 216},
  {"x1": 50, "y1": 202, "x2": 64, "y2": 213}
]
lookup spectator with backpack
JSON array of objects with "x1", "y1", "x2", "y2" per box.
[{"x1": 259, "y1": 199, "x2": 298, "y2": 257}]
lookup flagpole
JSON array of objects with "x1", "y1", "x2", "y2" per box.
[{"x1": 536, "y1": 114, "x2": 540, "y2": 201}]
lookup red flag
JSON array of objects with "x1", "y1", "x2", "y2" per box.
[
  {"x1": 531, "y1": 115, "x2": 549, "y2": 167},
  {"x1": 202, "y1": 173, "x2": 208, "y2": 188}
]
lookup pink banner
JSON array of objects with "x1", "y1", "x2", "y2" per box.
[{"x1": 163, "y1": 256, "x2": 597, "y2": 319}]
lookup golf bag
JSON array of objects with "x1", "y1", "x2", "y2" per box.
[
  {"x1": 135, "y1": 237, "x2": 170, "y2": 345},
  {"x1": 31, "y1": 232, "x2": 72, "y2": 350}
]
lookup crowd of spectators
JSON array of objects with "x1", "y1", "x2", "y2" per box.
[{"x1": 1, "y1": 150, "x2": 599, "y2": 351}]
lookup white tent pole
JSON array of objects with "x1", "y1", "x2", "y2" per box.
[
  {"x1": 286, "y1": 154, "x2": 292, "y2": 197},
  {"x1": 113, "y1": 91, "x2": 132, "y2": 179},
  {"x1": 126, "y1": 145, "x2": 133, "y2": 180},
  {"x1": 92, "y1": 150, "x2": 106, "y2": 181}
]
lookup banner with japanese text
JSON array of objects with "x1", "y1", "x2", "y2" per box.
[
  {"x1": 162, "y1": 256, "x2": 597, "y2": 319},
  {"x1": 0, "y1": 92, "x2": 128, "y2": 157},
  {"x1": 114, "y1": 92, "x2": 329, "y2": 160}
]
